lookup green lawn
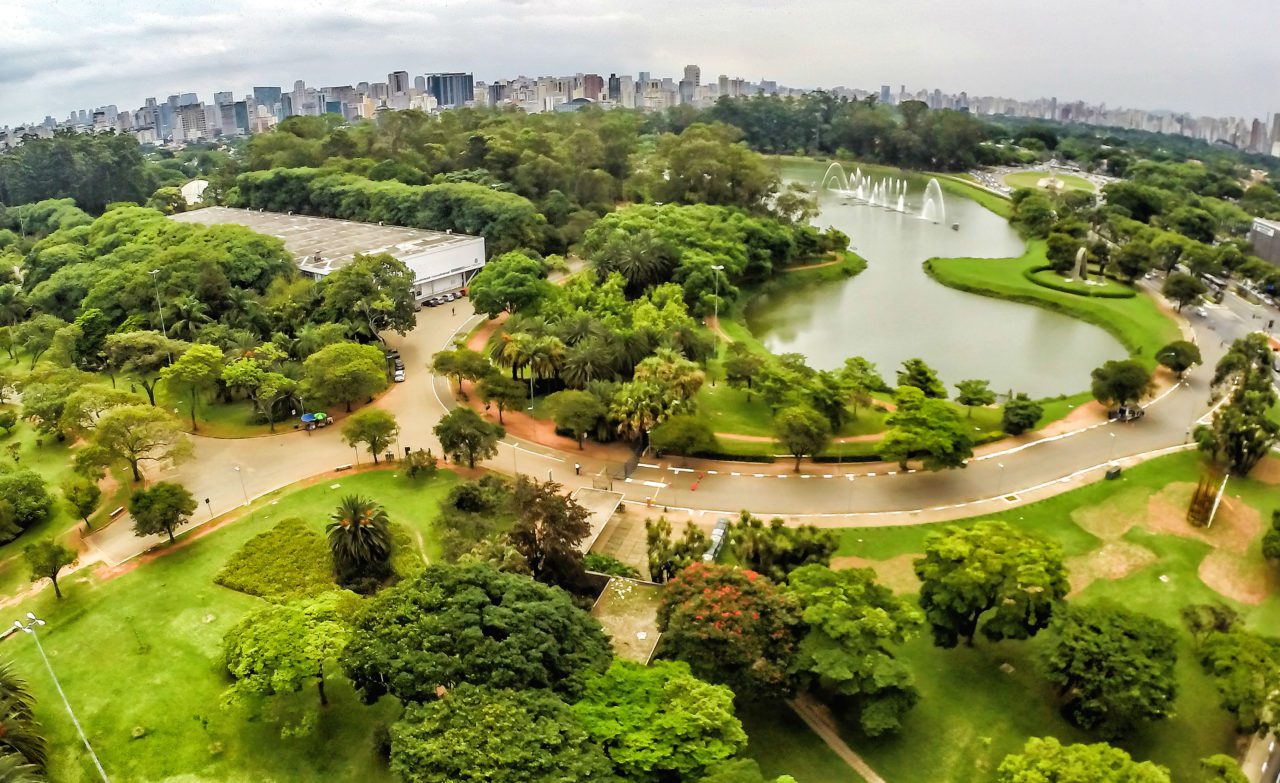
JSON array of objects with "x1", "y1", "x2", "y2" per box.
[
  {"x1": 1026, "y1": 267, "x2": 1134, "y2": 298},
  {"x1": 810, "y1": 451, "x2": 1280, "y2": 782},
  {"x1": 932, "y1": 174, "x2": 1014, "y2": 218},
  {"x1": 1003, "y1": 170, "x2": 1096, "y2": 193},
  {"x1": 0, "y1": 468, "x2": 458, "y2": 782},
  {"x1": 739, "y1": 701, "x2": 866, "y2": 783},
  {"x1": 926, "y1": 240, "x2": 1181, "y2": 368}
]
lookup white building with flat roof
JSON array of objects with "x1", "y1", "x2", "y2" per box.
[{"x1": 170, "y1": 207, "x2": 485, "y2": 300}]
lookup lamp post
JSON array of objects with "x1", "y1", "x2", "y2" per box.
[
  {"x1": 996, "y1": 462, "x2": 1005, "y2": 498},
  {"x1": 1108, "y1": 432, "x2": 1117, "y2": 465},
  {"x1": 149, "y1": 269, "x2": 172, "y2": 364},
  {"x1": 710, "y1": 264, "x2": 725, "y2": 386},
  {"x1": 233, "y1": 466, "x2": 248, "y2": 506},
  {"x1": 13, "y1": 614, "x2": 110, "y2": 783}
]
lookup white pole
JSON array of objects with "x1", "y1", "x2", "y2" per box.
[
  {"x1": 16, "y1": 618, "x2": 109, "y2": 782},
  {"x1": 1206, "y1": 473, "x2": 1230, "y2": 529}
]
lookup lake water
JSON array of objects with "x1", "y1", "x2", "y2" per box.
[{"x1": 744, "y1": 160, "x2": 1126, "y2": 398}]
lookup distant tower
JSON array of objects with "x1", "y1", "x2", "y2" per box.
[
  {"x1": 683, "y1": 64, "x2": 701, "y2": 86},
  {"x1": 388, "y1": 71, "x2": 410, "y2": 95}
]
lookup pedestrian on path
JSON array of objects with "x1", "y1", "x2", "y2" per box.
[
  {"x1": 575, "y1": 463, "x2": 581, "y2": 475},
  {"x1": 451, "y1": 306, "x2": 456, "y2": 316}
]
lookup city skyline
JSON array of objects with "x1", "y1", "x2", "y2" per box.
[{"x1": 5, "y1": 0, "x2": 1279, "y2": 128}]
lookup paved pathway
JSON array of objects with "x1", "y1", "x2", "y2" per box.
[
  {"x1": 789, "y1": 693, "x2": 886, "y2": 783},
  {"x1": 84, "y1": 282, "x2": 1272, "y2": 567}
]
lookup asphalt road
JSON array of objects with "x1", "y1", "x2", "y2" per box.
[{"x1": 84, "y1": 282, "x2": 1273, "y2": 566}]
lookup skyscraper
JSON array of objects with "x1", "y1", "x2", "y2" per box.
[
  {"x1": 683, "y1": 64, "x2": 701, "y2": 86},
  {"x1": 388, "y1": 71, "x2": 410, "y2": 94},
  {"x1": 582, "y1": 74, "x2": 603, "y2": 101},
  {"x1": 425, "y1": 72, "x2": 474, "y2": 108},
  {"x1": 414, "y1": 75, "x2": 426, "y2": 92},
  {"x1": 879, "y1": 85, "x2": 892, "y2": 105}
]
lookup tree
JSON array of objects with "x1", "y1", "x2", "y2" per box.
[
  {"x1": 774, "y1": 405, "x2": 831, "y2": 471},
  {"x1": 723, "y1": 343, "x2": 766, "y2": 402},
  {"x1": 1002, "y1": 393, "x2": 1044, "y2": 436},
  {"x1": 785, "y1": 564, "x2": 923, "y2": 736},
  {"x1": 466, "y1": 251, "x2": 552, "y2": 317},
  {"x1": 656, "y1": 563, "x2": 800, "y2": 697},
  {"x1": 1046, "y1": 232, "x2": 1084, "y2": 274},
  {"x1": 879, "y1": 386, "x2": 974, "y2": 471},
  {"x1": 340, "y1": 408, "x2": 399, "y2": 465},
  {"x1": 160, "y1": 343, "x2": 223, "y2": 431},
  {"x1": 507, "y1": 477, "x2": 591, "y2": 589},
  {"x1": 76, "y1": 404, "x2": 191, "y2": 483},
  {"x1": 221, "y1": 359, "x2": 297, "y2": 433},
  {"x1": 609, "y1": 380, "x2": 679, "y2": 440},
  {"x1": 476, "y1": 373, "x2": 526, "y2": 424},
  {"x1": 897, "y1": 358, "x2": 947, "y2": 398},
  {"x1": 326, "y1": 495, "x2": 393, "y2": 589},
  {"x1": 1197, "y1": 629, "x2": 1280, "y2": 734},
  {"x1": 223, "y1": 592, "x2": 354, "y2": 715},
  {"x1": 995, "y1": 737, "x2": 1171, "y2": 783},
  {"x1": 1112, "y1": 240, "x2": 1155, "y2": 282},
  {"x1": 1041, "y1": 604, "x2": 1178, "y2": 738},
  {"x1": 1262, "y1": 512, "x2": 1280, "y2": 562},
  {"x1": 840, "y1": 356, "x2": 885, "y2": 417},
  {"x1": 434, "y1": 407, "x2": 504, "y2": 468},
  {"x1": 1195, "y1": 391, "x2": 1280, "y2": 476},
  {"x1": 0, "y1": 471, "x2": 53, "y2": 545},
  {"x1": 1180, "y1": 602, "x2": 1241, "y2": 648},
  {"x1": 60, "y1": 478, "x2": 100, "y2": 530},
  {"x1": 954, "y1": 379, "x2": 995, "y2": 417},
  {"x1": 730, "y1": 512, "x2": 837, "y2": 583},
  {"x1": 645, "y1": 516, "x2": 710, "y2": 583},
  {"x1": 573, "y1": 660, "x2": 747, "y2": 782},
  {"x1": 344, "y1": 564, "x2": 611, "y2": 703},
  {"x1": 0, "y1": 662, "x2": 46, "y2": 769},
  {"x1": 129, "y1": 481, "x2": 197, "y2": 544},
  {"x1": 1199, "y1": 755, "x2": 1250, "y2": 783},
  {"x1": 58, "y1": 385, "x2": 140, "y2": 436},
  {"x1": 633, "y1": 348, "x2": 705, "y2": 402},
  {"x1": 431, "y1": 347, "x2": 491, "y2": 398},
  {"x1": 1162, "y1": 272, "x2": 1207, "y2": 312},
  {"x1": 320, "y1": 253, "x2": 416, "y2": 338},
  {"x1": 12, "y1": 314, "x2": 64, "y2": 370},
  {"x1": 549, "y1": 390, "x2": 606, "y2": 448},
  {"x1": 914, "y1": 521, "x2": 1069, "y2": 647},
  {"x1": 22, "y1": 539, "x2": 76, "y2": 599},
  {"x1": 1155, "y1": 340, "x2": 1202, "y2": 379},
  {"x1": 0, "y1": 411, "x2": 15, "y2": 437},
  {"x1": 301, "y1": 341, "x2": 388, "y2": 412},
  {"x1": 104, "y1": 331, "x2": 188, "y2": 405},
  {"x1": 650, "y1": 415, "x2": 718, "y2": 459},
  {"x1": 390, "y1": 684, "x2": 615, "y2": 783},
  {"x1": 1090, "y1": 359, "x2": 1152, "y2": 408}
]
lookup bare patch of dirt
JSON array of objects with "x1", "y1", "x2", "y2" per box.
[
  {"x1": 1146, "y1": 484, "x2": 1263, "y2": 555},
  {"x1": 1250, "y1": 456, "x2": 1280, "y2": 486},
  {"x1": 1200, "y1": 551, "x2": 1274, "y2": 605},
  {"x1": 1070, "y1": 485, "x2": 1150, "y2": 540},
  {"x1": 1065, "y1": 541, "x2": 1158, "y2": 596},
  {"x1": 832, "y1": 554, "x2": 921, "y2": 594}
]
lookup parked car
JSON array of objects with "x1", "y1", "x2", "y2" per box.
[
  {"x1": 393, "y1": 359, "x2": 405, "y2": 371},
  {"x1": 393, "y1": 369, "x2": 406, "y2": 383},
  {"x1": 426, "y1": 297, "x2": 441, "y2": 307},
  {"x1": 1194, "y1": 306, "x2": 1208, "y2": 317},
  {"x1": 1108, "y1": 406, "x2": 1145, "y2": 422},
  {"x1": 702, "y1": 518, "x2": 731, "y2": 562}
]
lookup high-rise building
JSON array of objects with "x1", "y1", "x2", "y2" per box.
[
  {"x1": 414, "y1": 75, "x2": 426, "y2": 93},
  {"x1": 213, "y1": 91, "x2": 233, "y2": 106},
  {"x1": 388, "y1": 71, "x2": 410, "y2": 94},
  {"x1": 253, "y1": 86, "x2": 282, "y2": 108},
  {"x1": 582, "y1": 74, "x2": 604, "y2": 101},
  {"x1": 879, "y1": 85, "x2": 892, "y2": 105},
  {"x1": 683, "y1": 64, "x2": 701, "y2": 86},
  {"x1": 608, "y1": 74, "x2": 621, "y2": 102},
  {"x1": 425, "y1": 72, "x2": 474, "y2": 108},
  {"x1": 176, "y1": 103, "x2": 207, "y2": 141}
]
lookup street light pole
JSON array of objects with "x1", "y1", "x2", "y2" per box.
[
  {"x1": 710, "y1": 264, "x2": 725, "y2": 387},
  {"x1": 233, "y1": 466, "x2": 248, "y2": 506},
  {"x1": 14, "y1": 615, "x2": 110, "y2": 783},
  {"x1": 148, "y1": 270, "x2": 171, "y2": 364},
  {"x1": 996, "y1": 462, "x2": 1005, "y2": 498},
  {"x1": 1108, "y1": 432, "x2": 1117, "y2": 465}
]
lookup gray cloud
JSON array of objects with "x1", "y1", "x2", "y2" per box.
[{"x1": 2, "y1": 0, "x2": 1278, "y2": 126}]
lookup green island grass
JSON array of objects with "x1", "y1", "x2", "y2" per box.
[
  {"x1": 811, "y1": 450, "x2": 1280, "y2": 783},
  {"x1": 1003, "y1": 169, "x2": 1096, "y2": 193},
  {"x1": 0, "y1": 467, "x2": 459, "y2": 782},
  {"x1": 925, "y1": 240, "x2": 1181, "y2": 369}
]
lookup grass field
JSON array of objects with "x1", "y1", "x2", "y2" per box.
[
  {"x1": 926, "y1": 240, "x2": 1181, "y2": 368},
  {"x1": 1003, "y1": 170, "x2": 1096, "y2": 193},
  {"x1": 804, "y1": 451, "x2": 1280, "y2": 782},
  {"x1": 0, "y1": 467, "x2": 460, "y2": 782},
  {"x1": 1026, "y1": 267, "x2": 1134, "y2": 298}
]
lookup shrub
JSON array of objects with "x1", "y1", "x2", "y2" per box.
[
  {"x1": 215, "y1": 518, "x2": 332, "y2": 600},
  {"x1": 583, "y1": 553, "x2": 640, "y2": 578},
  {"x1": 0, "y1": 470, "x2": 53, "y2": 545}
]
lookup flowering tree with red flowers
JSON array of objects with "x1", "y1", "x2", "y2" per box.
[{"x1": 656, "y1": 562, "x2": 800, "y2": 697}]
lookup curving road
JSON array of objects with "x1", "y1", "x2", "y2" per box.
[{"x1": 85, "y1": 278, "x2": 1276, "y2": 567}]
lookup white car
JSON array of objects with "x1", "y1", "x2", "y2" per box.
[
  {"x1": 1194, "y1": 307, "x2": 1208, "y2": 317},
  {"x1": 393, "y1": 369, "x2": 406, "y2": 383}
]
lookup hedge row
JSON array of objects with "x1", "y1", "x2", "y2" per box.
[
  {"x1": 231, "y1": 167, "x2": 546, "y2": 255},
  {"x1": 1023, "y1": 265, "x2": 1136, "y2": 299}
]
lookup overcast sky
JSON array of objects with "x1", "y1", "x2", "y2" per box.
[{"x1": 3, "y1": 0, "x2": 1278, "y2": 127}]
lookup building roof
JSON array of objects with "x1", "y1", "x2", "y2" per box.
[
  {"x1": 170, "y1": 206, "x2": 482, "y2": 278},
  {"x1": 1252, "y1": 217, "x2": 1280, "y2": 232}
]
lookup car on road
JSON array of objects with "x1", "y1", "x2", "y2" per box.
[
  {"x1": 393, "y1": 369, "x2": 406, "y2": 383},
  {"x1": 1194, "y1": 306, "x2": 1208, "y2": 317},
  {"x1": 1108, "y1": 406, "x2": 1145, "y2": 422}
]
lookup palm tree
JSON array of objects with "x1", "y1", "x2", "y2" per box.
[
  {"x1": 496, "y1": 332, "x2": 536, "y2": 381},
  {"x1": 0, "y1": 753, "x2": 40, "y2": 783},
  {"x1": 609, "y1": 381, "x2": 670, "y2": 441},
  {"x1": 562, "y1": 338, "x2": 616, "y2": 389},
  {"x1": 326, "y1": 495, "x2": 393, "y2": 588},
  {"x1": 166, "y1": 295, "x2": 213, "y2": 340},
  {"x1": 0, "y1": 664, "x2": 44, "y2": 769},
  {"x1": 529, "y1": 336, "x2": 566, "y2": 384}
]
